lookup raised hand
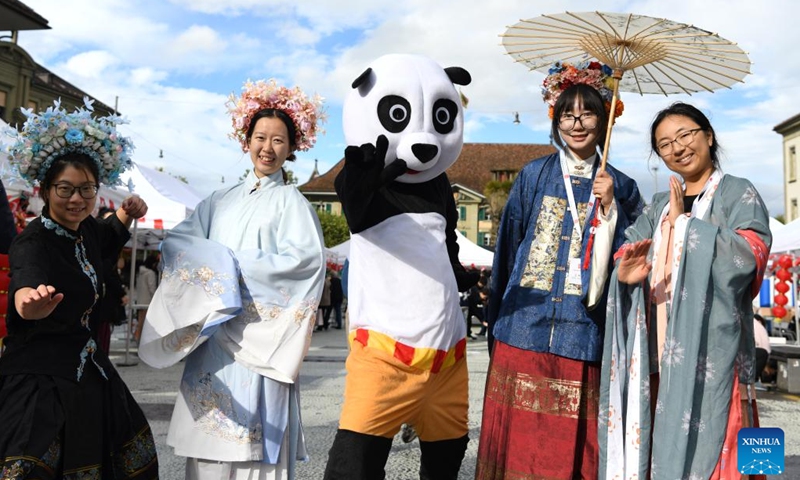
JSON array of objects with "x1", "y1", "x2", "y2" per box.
[
  {"x1": 344, "y1": 135, "x2": 407, "y2": 190},
  {"x1": 668, "y1": 176, "x2": 684, "y2": 227},
  {"x1": 121, "y1": 196, "x2": 148, "y2": 219},
  {"x1": 15, "y1": 284, "x2": 64, "y2": 320},
  {"x1": 617, "y1": 239, "x2": 653, "y2": 285}
]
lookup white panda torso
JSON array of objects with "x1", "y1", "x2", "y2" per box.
[{"x1": 348, "y1": 212, "x2": 464, "y2": 350}]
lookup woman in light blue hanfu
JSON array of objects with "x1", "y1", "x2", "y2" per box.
[
  {"x1": 598, "y1": 103, "x2": 770, "y2": 480},
  {"x1": 139, "y1": 79, "x2": 327, "y2": 480}
]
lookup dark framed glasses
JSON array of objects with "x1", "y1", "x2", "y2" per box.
[
  {"x1": 52, "y1": 183, "x2": 99, "y2": 199},
  {"x1": 558, "y1": 112, "x2": 598, "y2": 131}
]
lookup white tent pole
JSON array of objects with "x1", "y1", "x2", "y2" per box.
[{"x1": 118, "y1": 219, "x2": 139, "y2": 367}]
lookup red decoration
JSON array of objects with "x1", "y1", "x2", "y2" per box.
[
  {"x1": 776, "y1": 268, "x2": 792, "y2": 282},
  {"x1": 775, "y1": 282, "x2": 790, "y2": 294},
  {"x1": 774, "y1": 293, "x2": 789, "y2": 306},
  {"x1": 772, "y1": 305, "x2": 787, "y2": 318},
  {"x1": 778, "y1": 255, "x2": 794, "y2": 270}
]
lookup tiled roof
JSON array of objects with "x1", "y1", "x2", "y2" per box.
[{"x1": 298, "y1": 142, "x2": 556, "y2": 194}]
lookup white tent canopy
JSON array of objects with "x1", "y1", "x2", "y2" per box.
[
  {"x1": 769, "y1": 217, "x2": 800, "y2": 254},
  {"x1": 326, "y1": 231, "x2": 494, "y2": 268},
  {"x1": 108, "y1": 163, "x2": 202, "y2": 230},
  {"x1": 454, "y1": 230, "x2": 494, "y2": 268}
]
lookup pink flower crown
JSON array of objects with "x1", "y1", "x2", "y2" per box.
[
  {"x1": 226, "y1": 79, "x2": 326, "y2": 152},
  {"x1": 542, "y1": 61, "x2": 624, "y2": 120}
]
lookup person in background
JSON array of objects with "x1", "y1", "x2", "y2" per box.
[
  {"x1": 0, "y1": 99, "x2": 158, "y2": 477},
  {"x1": 138, "y1": 78, "x2": 326, "y2": 479},
  {"x1": 316, "y1": 272, "x2": 332, "y2": 331},
  {"x1": 599, "y1": 102, "x2": 770, "y2": 478},
  {"x1": 133, "y1": 253, "x2": 158, "y2": 342},
  {"x1": 754, "y1": 314, "x2": 771, "y2": 383},
  {"x1": 328, "y1": 270, "x2": 344, "y2": 329}
]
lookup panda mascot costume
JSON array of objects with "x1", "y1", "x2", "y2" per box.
[{"x1": 323, "y1": 54, "x2": 479, "y2": 479}]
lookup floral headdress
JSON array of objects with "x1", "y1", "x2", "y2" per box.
[
  {"x1": 4, "y1": 98, "x2": 134, "y2": 186},
  {"x1": 226, "y1": 79, "x2": 326, "y2": 153},
  {"x1": 542, "y1": 61, "x2": 624, "y2": 120}
]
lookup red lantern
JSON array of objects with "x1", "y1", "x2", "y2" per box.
[
  {"x1": 775, "y1": 282, "x2": 791, "y2": 294},
  {"x1": 776, "y1": 268, "x2": 792, "y2": 282},
  {"x1": 772, "y1": 305, "x2": 788, "y2": 318},
  {"x1": 775, "y1": 293, "x2": 789, "y2": 306},
  {"x1": 779, "y1": 255, "x2": 794, "y2": 270}
]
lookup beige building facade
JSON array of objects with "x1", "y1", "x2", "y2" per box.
[{"x1": 775, "y1": 113, "x2": 800, "y2": 221}]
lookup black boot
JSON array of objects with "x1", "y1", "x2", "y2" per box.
[
  {"x1": 419, "y1": 434, "x2": 469, "y2": 480},
  {"x1": 323, "y1": 429, "x2": 393, "y2": 480}
]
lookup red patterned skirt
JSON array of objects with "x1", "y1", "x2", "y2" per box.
[{"x1": 476, "y1": 341, "x2": 600, "y2": 480}]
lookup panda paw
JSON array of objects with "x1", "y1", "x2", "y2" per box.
[{"x1": 343, "y1": 135, "x2": 407, "y2": 188}]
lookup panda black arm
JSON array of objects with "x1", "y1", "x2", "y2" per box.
[
  {"x1": 334, "y1": 135, "x2": 407, "y2": 233},
  {"x1": 443, "y1": 176, "x2": 479, "y2": 292}
]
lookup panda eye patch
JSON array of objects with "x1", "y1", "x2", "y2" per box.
[
  {"x1": 432, "y1": 99, "x2": 458, "y2": 134},
  {"x1": 377, "y1": 95, "x2": 412, "y2": 133}
]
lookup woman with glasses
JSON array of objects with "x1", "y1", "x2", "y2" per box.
[
  {"x1": 476, "y1": 73, "x2": 643, "y2": 478},
  {"x1": 597, "y1": 103, "x2": 771, "y2": 479},
  {"x1": 0, "y1": 101, "x2": 159, "y2": 478}
]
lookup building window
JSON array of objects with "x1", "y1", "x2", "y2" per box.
[
  {"x1": 478, "y1": 207, "x2": 487, "y2": 221},
  {"x1": 793, "y1": 198, "x2": 798, "y2": 221},
  {"x1": 482, "y1": 232, "x2": 493, "y2": 247},
  {"x1": 791, "y1": 146, "x2": 798, "y2": 183},
  {"x1": 459, "y1": 206, "x2": 466, "y2": 221},
  {"x1": 27, "y1": 100, "x2": 37, "y2": 112},
  {"x1": 0, "y1": 91, "x2": 6, "y2": 120},
  {"x1": 492, "y1": 170, "x2": 518, "y2": 182}
]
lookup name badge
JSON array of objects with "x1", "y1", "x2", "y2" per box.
[{"x1": 568, "y1": 258, "x2": 582, "y2": 285}]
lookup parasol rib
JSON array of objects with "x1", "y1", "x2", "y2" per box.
[
  {"x1": 625, "y1": 17, "x2": 670, "y2": 42},
  {"x1": 637, "y1": 64, "x2": 671, "y2": 95},
  {"x1": 540, "y1": 12, "x2": 611, "y2": 35},
  {"x1": 594, "y1": 11, "x2": 627, "y2": 40},
  {"x1": 658, "y1": 57, "x2": 743, "y2": 88},
  {"x1": 517, "y1": 17, "x2": 607, "y2": 36},
  {"x1": 511, "y1": 21, "x2": 606, "y2": 37},
  {"x1": 647, "y1": 62, "x2": 706, "y2": 94}
]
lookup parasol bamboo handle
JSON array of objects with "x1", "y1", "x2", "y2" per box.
[{"x1": 600, "y1": 70, "x2": 623, "y2": 172}]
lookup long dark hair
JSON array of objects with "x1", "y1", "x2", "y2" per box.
[
  {"x1": 39, "y1": 153, "x2": 99, "y2": 205},
  {"x1": 650, "y1": 102, "x2": 722, "y2": 169},
  {"x1": 551, "y1": 84, "x2": 609, "y2": 154},
  {"x1": 246, "y1": 109, "x2": 297, "y2": 162},
  {"x1": 142, "y1": 253, "x2": 160, "y2": 272}
]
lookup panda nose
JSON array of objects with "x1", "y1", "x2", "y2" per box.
[{"x1": 411, "y1": 143, "x2": 438, "y2": 163}]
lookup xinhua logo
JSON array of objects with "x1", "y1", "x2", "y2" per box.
[{"x1": 738, "y1": 427, "x2": 784, "y2": 475}]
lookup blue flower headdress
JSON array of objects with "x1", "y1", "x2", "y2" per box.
[{"x1": 4, "y1": 97, "x2": 134, "y2": 186}]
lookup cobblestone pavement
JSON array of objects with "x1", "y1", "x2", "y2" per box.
[{"x1": 109, "y1": 328, "x2": 800, "y2": 479}]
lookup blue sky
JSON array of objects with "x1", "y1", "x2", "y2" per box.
[{"x1": 8, "y1": 0, "x2": 799, "y2": 215}]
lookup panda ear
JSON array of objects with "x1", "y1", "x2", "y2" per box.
[
  {"x1": 351, "y1": 68, "x2": 373, "y2": 89},
  {"x1": 444, "y1": 67, "x2": 471, "y2": 86}
]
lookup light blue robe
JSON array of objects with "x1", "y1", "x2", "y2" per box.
[
  {"x1": 598, "y1": 174, "x2": 771, "y2": 479},
  {"x1": 139, "y1": 169, "x2": 325, "y2": 471}
]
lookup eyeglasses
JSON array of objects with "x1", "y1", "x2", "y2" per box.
[
  {"x1": 52, "y1": 183, "x2": 99, "y2": 199},
  {"x1": 558, "y1": 112, "x2": 598, "y2": 132},
  {"x1": 656, "y1": 128, "x2": 703, "y2": 155}
]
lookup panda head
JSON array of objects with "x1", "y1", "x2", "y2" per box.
[{"x1": 343, "y1": 54, "x2": 471, "y2": 184}]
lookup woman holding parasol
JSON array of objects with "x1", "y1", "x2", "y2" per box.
[{"x1": 477, "y1": 62, "x2": 643, "y2": 479}]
